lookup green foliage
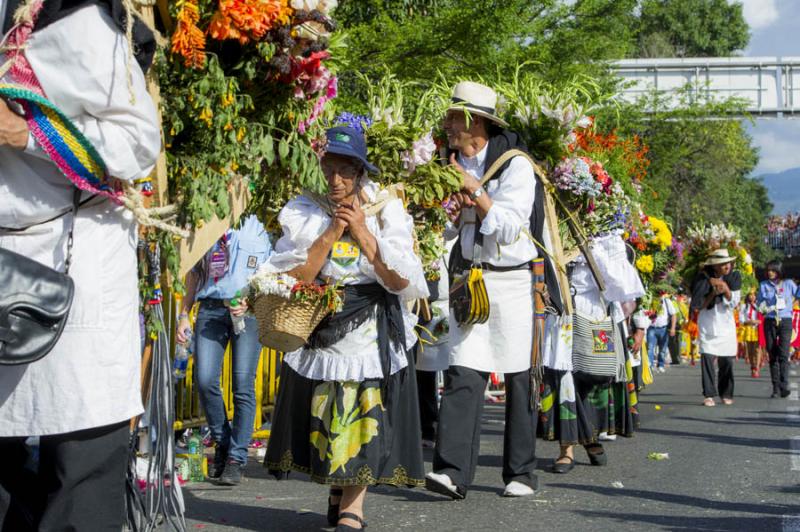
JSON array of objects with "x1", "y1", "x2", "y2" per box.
[{"x1": 636, "y1": 0, "x2": 750, "y2": 57}]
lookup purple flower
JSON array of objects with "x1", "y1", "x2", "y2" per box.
[{"x1": 334, "y1": 111, "x2": 373, "y2": 135}]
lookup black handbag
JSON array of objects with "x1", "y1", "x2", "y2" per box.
[{"x1": 0, "y1": 189, "x2": 81, "y2": 365}]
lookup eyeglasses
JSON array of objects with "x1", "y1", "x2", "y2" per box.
[{"x1": 321, "y1": 161, "x2": 362, "y2": 179}]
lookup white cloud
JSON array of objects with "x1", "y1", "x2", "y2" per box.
[
  {"x1": 736, "y1": 0, "x2": 779, "y2": 30},
  {"x1": 749, "y1": 121, "x2": 800, "y2": 175}
]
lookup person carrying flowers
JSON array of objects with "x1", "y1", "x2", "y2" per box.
[
  {"x1": 691, "y1": 249, "x2": 742, "y2": 406},
  {"x1": 261, "y1": 126, "x2": 428, "y2": 531},
  {"x1": 425, "y1": 81, "x2": 564, "y2": 500}
]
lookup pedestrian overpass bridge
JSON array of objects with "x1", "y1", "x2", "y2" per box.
[{"x1": 613, "y1": 57, "x2": 800, "y2": 118}]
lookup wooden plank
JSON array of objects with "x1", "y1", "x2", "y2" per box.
[
  {"x1": 156, "y1": 0, "x2": 173, "y2": 33},
  {"x1": 177, "y1": 177, "x2": 251, "y2": 276}
]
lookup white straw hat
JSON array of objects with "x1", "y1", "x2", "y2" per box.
[
  {"x1": 703, "y1": 248, "x2": 736, "y2": 267},
  {"x1": 446, "y1": 81, "x2": 509, "y2": 128}
]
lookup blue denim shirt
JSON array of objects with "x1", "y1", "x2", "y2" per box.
[
  {"x1": 757, "y1": 278, "x2": 800, "y2": 319},
  {"x1": 195, "y1": 215, "x2": 272, "y2": 300}
]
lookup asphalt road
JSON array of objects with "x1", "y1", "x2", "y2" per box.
[{"x1": 178, "y1": 359, "x2": 800, "y2": 532}]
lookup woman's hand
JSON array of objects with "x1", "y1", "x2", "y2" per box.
[
  {"x1": 336, "y1": 197, "x2": 370, "y2": 246},
  {"x1": 228, "y1": 298, "x2": 248, "y2": 317},
  {"x1": 176, "y1": 315, "x2": 193, "y2": 344},
  {"x1": 0, "y1": 99, "x2": 28, "y2": 150}
]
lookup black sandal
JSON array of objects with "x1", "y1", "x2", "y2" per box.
[
  {"x1": 551, "y1": 455, "x2": 575, "y2": 474},
  {"x1": 327, "y1": 488, "x2": 343, "y2": 527},
  {"x1": 585, "y1": 444, "x2": 607, "y2": 466},
  {"x1": 336, "y1": 511, "x2": 367, "y2": 531}
]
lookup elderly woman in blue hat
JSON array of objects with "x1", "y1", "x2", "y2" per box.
[{"x1": 263, "y1": 126, "x2": 429, "y2": 531}]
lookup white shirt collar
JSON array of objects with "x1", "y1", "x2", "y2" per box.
[{"x1": 457, "y1": 142, "x2": 489, "y2": 171}]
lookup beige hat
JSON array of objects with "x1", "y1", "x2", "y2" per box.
[
  {"x1": 446, "y1": 81, "x2": 509, "y2": 128},
  {"x1": 703, "y1": 248, "x2": 736, "y2": 267}
]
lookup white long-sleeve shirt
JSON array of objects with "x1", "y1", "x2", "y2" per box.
[
  {"x1": 446, "y1": 144, "x2": 538, "y2": 267},
  {"x1": 0, "y1": 4, "x2": 160, "y2": 436},
  {"x1": 260, "y1": 180, "x2": 429, "y2": 382}
]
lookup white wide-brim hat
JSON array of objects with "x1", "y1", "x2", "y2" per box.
[
  {"x1": 703, "y1": 248, "x2": 736, "y2": 267},
  {"x1": 446, "y1": 81, "x2": 509, "y2": 128}
]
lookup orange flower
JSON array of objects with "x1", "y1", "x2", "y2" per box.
[
  {"x1": 171, "y1": 0, "x2": 206, "y2": 68},
  {"x1": 212, "y1": 0, "x2": 294, "y2": 44}
]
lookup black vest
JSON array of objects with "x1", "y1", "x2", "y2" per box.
[{"x1": 449, "y1": 130, "x2": 565, "y2": 315}]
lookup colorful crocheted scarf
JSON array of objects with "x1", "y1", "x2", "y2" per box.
[{"x1": 0, "y1": 83, "x2": 119, "y2": 200}]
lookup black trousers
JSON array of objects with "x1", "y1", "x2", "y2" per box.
[
  {"x1": 701, "y1": 354, "x2": 734, "y2": 399},
  {"x1": 764, "y1": 317, "x2": 793, "y2": 394},
  {"x1": 668, "y1": 334, "x2": 681, "y2": 365},
  {"x1": 432, "y1": 365, "x2": 538, "y2": 491},
  {"x1": 0, "y1": 421, "x2": 130, "y2": 532},
  {"x1": 416, "y1": 370, "x2": 439, "y2": 441}
]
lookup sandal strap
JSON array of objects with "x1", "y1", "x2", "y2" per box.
[
  {"x1": 556, "y1": 455, "x2": 574, "y2": 463},
  {"x1": 339, "y1": 512, "x2": 366, "y2": 525},
  {"x1": 330, "y1": 487, "x2": 344, "y2": 495}
]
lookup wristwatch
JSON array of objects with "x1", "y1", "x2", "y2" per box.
[{"x1": 470, "y1": 187, "x2": 484, "y2": 201}]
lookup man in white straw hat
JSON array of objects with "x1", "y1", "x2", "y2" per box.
[
  {"x1": 425, "y1": 81, "x2": 564, "y2": 499},
  {"x1": 690, "y1": 249, "x2": 742, "y2": 407}
]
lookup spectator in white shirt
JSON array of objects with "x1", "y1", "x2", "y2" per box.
[{"x1": 646, "y1": 292, "x2": 677, "y2": 373}]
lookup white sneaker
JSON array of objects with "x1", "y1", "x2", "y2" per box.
[
  {"x1": 657, "y1": 367, "x2": 666, "y2": 374},
  {"x1": 503, "y1": 481, "x2": 535, "y2": 497},
  {"x1": 425, "y1": 471, "x2": 464, "y2": 500},
  {"x1": 598, "y1": 432, "x2": 617, "y2": 441}
]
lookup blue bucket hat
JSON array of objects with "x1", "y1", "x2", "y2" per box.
[{"x1": 324, "y1": 126, "x2": 379, "y2": 174}]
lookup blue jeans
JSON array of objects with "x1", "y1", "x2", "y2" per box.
[
  {"x1": 194, "y1": 301, "x2": 261, "y2": 465},
  {"x1": 647, "y1": 326, "x2": 669, "y2": 369}
]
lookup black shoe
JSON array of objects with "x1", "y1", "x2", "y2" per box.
[
  {"x1": 335, "y1": 512, "x2": 367, "y2": 531},
  {"x1": 551, "y1": 456, "x2": 575, "y2": 474},
  {"x1": 781, "y1": 390, "x2": 792, "y2": 398},
  {"x1": 328, "y1": 488, "x2": 343, "y2": 527},
  {"x1": 209, "y1": 444, "x2": 229, "y2": 479},
  {"x1": 585, "y1": 444, "x2": 607, "y2": 466},
  {"x1": 217, "y1": 460, "x2": 243, "y2": 486}
]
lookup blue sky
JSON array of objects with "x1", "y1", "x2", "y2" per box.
[{"x1": 738, "y1": 0, "x2": 800, "y2": 175}]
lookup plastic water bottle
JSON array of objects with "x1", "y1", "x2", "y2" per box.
[
  {"x1": 174, "y1": 330, "x2": 192, "y2": 379},
  {"x1": 187, "y1": 430, "x2": 204, "y2": 482},
  {"x1": 230, "y1": 291, "x2": 246, "y2": 335}
]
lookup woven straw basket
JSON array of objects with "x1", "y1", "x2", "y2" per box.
[{"x1": 253, "y1": 294, "x2": 330, "y2": 352}]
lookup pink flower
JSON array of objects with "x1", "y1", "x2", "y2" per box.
[{"x1": 401, "y1": 131, "x2": 436, "y2": 174}]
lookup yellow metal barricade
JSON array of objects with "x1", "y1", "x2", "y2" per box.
[{"x1": 171, "y1": 295, "x2": 282, "y2": 439}]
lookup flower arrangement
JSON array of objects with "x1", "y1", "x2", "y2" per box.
[
  {"x1": 249, "y1": 270, "x2": 343, "y2": 313},
  {"x1": 681, "y1": 223, "x2": 757, "y2": 293},
  {"x1": 158, "y1": 0, "x2": 343, "y2": 287},
  {"x1": 627, "y1": 212, "x2": 683, "y2": 299},
  {"x1": 551, "y1": 156, "x2": 631, "y2": 238}
]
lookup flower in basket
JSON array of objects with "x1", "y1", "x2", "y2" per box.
[{"x1": 249, "y1": 270, "x2": 343, "y2": 313}]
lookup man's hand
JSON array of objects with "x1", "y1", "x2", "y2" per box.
[
  {"x1": 0, "y1": 99, "x2": 29, "y2": 150},
  {"x1": 450, "y1": 153, "x2": 481, "y2": 195},
  {"x1": 330, "y1": 213, "x2": 348, "y2": 240}
]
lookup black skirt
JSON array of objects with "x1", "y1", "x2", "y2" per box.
[
  {"x1": 265, "y1": 348, "x2": 425, "y2": 487},
  {"x1": 538, "y1": 367, "x2": 637, "y2": 445}
]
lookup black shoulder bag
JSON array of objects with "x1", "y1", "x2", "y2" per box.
[{"x1": 0, "y1": 188, "x2": 81, "y2": 365}]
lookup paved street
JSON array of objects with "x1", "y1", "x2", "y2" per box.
[{"x1": 180, "y1": 360, "x2": 800, "y2": 531}]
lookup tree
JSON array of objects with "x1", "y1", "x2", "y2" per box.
[
  {"x1": 335, "y1": 0, "x2": 638, "y2": 87},
  {"x1": 636, "y1": 0, "x2": 750, "y2": 57}
]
